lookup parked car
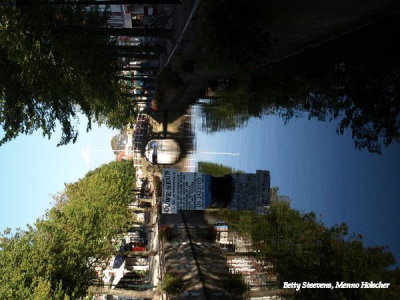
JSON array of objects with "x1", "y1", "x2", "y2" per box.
[
  {"x1": 127, "y1": 231, "x2": 141, "y2": 238},
  {"x1": 128, "y1": 225, "x2": 146, "y2": 231},
  {"x1": 133, "y1": 212, "x2": 150, "y2": 223},
  {"x1": 127, "y1": 229, "x2": 146, "y2": 239},
  {"x1": 131, "y1": 246, "x2": 146, "y2": 252},
  {"x1": 140, "y1": 201, "x2": 152, "y2": 208},
  {"x1": 130, "y1": 237, "x2": 148, "y2": 246}
]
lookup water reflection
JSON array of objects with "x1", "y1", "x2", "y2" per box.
[
  {"x1": 194, "y1": 107, "x2": 400, "y2": 264},
  {"x1": 146, "y1": 6, "x2": 400, "y2": 279},
  {"x1": 199, "y1": 15, "x2": 400, "y2": 154}
]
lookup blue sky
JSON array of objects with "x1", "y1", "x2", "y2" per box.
[
  {"x1": 194, "y1": 110, "x2": 400, "y2": 263},
  {"x1": 0, "y1": 116, "x2": 118, "y2": 230},
  {"x1": 1, "y1": 107, "x2": 399, "y2": 264}
]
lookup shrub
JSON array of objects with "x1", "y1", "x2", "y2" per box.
[
  {"x1": 159, "y1": 225, "x2": 173, "y2": 242},
  {"x1": 205, "y1": 225, "x2": 217, "y2": 241},
  {"x1": 161, "y1": 272, "x2": 185, "y2": 295},
  {"x1": 224, "y1": 274, "x2": 249, "y2": 294}
]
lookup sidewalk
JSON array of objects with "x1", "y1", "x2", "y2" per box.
[
  {"x1": 160, "y1": 211, "x2": 242, "y2": 300},
  {"x1": 162, "y1": 212, "x2": 206, "y2": 300}
]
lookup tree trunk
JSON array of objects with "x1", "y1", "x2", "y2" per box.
[
  {"x1": 128, "y1": 207, "x2": 153, "y2": 212},
  {"x1": 60, "y1": 25, "x2": 172, "y2": 39},
  {"x1": 94, "y1": 27, "x2": 173, "y2": 39},
  {"x1": 113, "y1": 53, "x2": 159, "y2": 60},
  {"x1": 109, "y1": 45, "x2": 163, "y2": 53},
  {"x1": 139, "y1": 198, "x2": 152, "y2": 203},
  {"x1": 127, "y1": 93, "x2": 155, "y2": 97},
  {"x1": 117, "y1": 66, "x2": 157, "y2": 71},
  {"x1": 117, "y1": 67, "x2": 157, "y2": 75},
  {"x1": 18, "y1": 0, "x2": 181, "y2": 6},
  {"x1": 118, "y1": 76, "x2": 157, "y2": 82}
]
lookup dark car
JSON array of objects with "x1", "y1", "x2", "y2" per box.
[
  {"x1": 130, "y1": 237, "x2": 148, "y2": 246},
  {"x1": 140, "y1": 202, "x2": 152, "y2": 208}
]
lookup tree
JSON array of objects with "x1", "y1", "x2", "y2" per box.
[
  {"x1": 200, "y1": 62, "x2": 400, "y2": 153},
  {"x1": 0, "y1": 3, "x2": 134, "y2": 146},
  {"x1": 224, "y1": 274, "x2": 249, "y2": 294},
  {"x1": 198, "y1": 161, "x2": 239, "y2": 177},
  {"x1": 0, "y1": 161, "x2": 136, "y2": 298},
  {"x1": 208, "y1": 205, "x2": 400, "y2": 299},
  {"x1": 0, "y1": 226, "x2": 72, "y2": 299},
  {"x1": 198, "y1": 0, "x2": 271, "y2": 71},
  {"x1": 198, "y1": 14, "x2": 400, "y2": 154},
  {"x1": 111, "y1": 129, "x2": 129, "y2": 155},
  {"x1": 118, "y1": 76, "x2": 157, "y2": 82}
]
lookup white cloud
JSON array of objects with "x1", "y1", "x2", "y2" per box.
[{"x1": 81, "y1": 144, "x2": 92, "y2": 168}]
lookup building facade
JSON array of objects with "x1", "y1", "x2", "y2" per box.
[{"x1": 228, "y1": 170, "x2": 271, "y2": 211}]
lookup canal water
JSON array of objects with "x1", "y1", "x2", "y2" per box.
[
  {"x1": 183, "y1": 14, "x2": 400, "y2": 265},
  {"x1": 192, "y1": 106, "x2": 400, "y2": 264}
]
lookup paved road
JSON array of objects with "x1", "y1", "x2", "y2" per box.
[
  {"x1": 160, "y1": 0, "x2": 197, "y2": 70},
  {"x1": 161, "y1": 212, "x2": 206, "y2": 300},
  {"x1": 161, "y1": 211, "x2": 241, "y2": 300}
]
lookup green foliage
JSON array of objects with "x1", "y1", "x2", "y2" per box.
[
  {"x1": 161, "y1": 272, "x2": 185, "y2": 295},
  {"x1": 98, "y1": 96, "x2": 138, "y2": 130},
  {"x1": 110, "y1": 130, "x2": 129, "y2": 155},
  {"x1": 0, "y1": 3, "x2": 134, "y2": 146},
  {"x1": 199, "y1": 80, "x2": 265, "y2": 132},
  {"x1": 198, "y1": 161, "x2": 239, "y2": 177},
  {"x1": 137, "y1": 269, "x2": 150, "y2": 276},
  {"x1": 197, "y1": 0, "x2": 271, "y2": 71},
  {"x1": 251, "y1": 60, "x2": 400, "y2": 154},
  {"x1": 201, "y1": 64, "x2": 400, "y2": 153},
  {"x1": 159, "y1": 225, "x2": 173, "y2": 242},
  {"x1": 199, "y1": 31, "x2": 400, "y2": 154},
  {"x1": 224, "y1": 274, "x2": 249, "y2": 294},
  {"x1": 0, "y1": 226, "x2": 78, "y2": 299},
  {"x1": 0, "y1": 161, "x2": 135, "y2": 298},
  {"x1": 207, "y1": 204, "x2": 400, "y2": 299}
]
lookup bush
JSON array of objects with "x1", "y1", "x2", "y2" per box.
[
  {"x1": 224, "y1": 274, "x2": 249, "y2": 294},
  {"x1": 161, "y1": 272, "x2": 185, "y2": 295},
  {"x1": 159, "y1": 225, "x2": 173, "y2": 242}
]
